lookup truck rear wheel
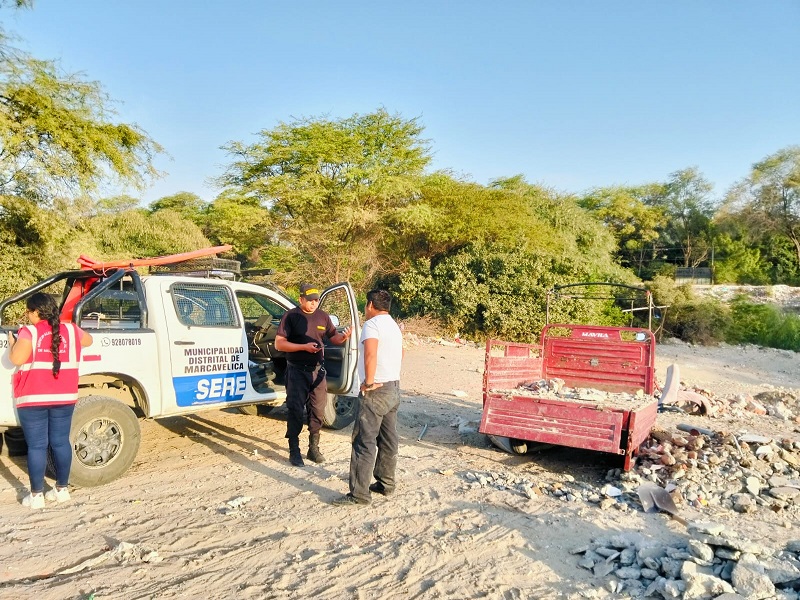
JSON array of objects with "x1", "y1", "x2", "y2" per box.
[
  {"x1": 322, "y1": 393, "x2": 358, "y2": 430},
  {"x1": 55, "y1": 395, "x2": 142, "y2": 488}
]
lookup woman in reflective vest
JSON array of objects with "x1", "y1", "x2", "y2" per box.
[{"x1": 8, "y1": 292, "x2": 93, "y2": 509}]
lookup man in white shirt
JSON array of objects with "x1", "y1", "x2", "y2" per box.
[{"x1": 333, "y1": 289, "x2": 403, "y2": 506}]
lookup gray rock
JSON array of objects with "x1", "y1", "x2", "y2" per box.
[
  {"x1": 690, "y1": 521, "x2": 727, "y2": 536},
  {"x1": 770, "y1": 486, "x2": 800, "y2": 501},
  {"x1": 731, "y1": 554, "x2": 775, "y2": 600},
  {"x1": 595, "y1": 546, "x2": 619, "y2": 558},
  {"x1": 638, "y1": 545, "x2": 667, "y2": 561},
  {"x1": 661, "y1": 557, "x2": 683, "y2": 579},
  {"x1": 681, "y1": 561, "x2": 735, "y2": 599},
  {"x1": 640, "y1": 568, "x2": 659, "y2": 580},
  {"x1": 785, "y1": 540, "x2": 800, "y2": 553},
  {"x1": 760, "y1": 555, "x2": 800, "y2": 584},
  {"x1": 615, "y1": 566, "x2": 642, "y2": 579},
  {"x1": 643, "y1": 556, "x2": 660, "y2": 570},
  {"x1": 688, "y1": 540, "x2": 715, "y2": 562},
  {"x1": 619, "y1": 547, "x2": 636, "y2": 566},
  {"x1": 593, "y1": 561, "x2": 615, "y2": 577},
  {"x1": 663, "y1": 578, "x2": 686, "y2": 599},
  {"x1": 716, "y1": 548, "x2": 741, "y2": 561},
  {"x1": 713, "y1": 595, "x2": 746, "y2": 600}
]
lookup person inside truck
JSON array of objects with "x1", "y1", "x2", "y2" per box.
[
  {"x1": 275, "y1": 282, "x2": 352, "y2": 467},
  {"x1": 7, "y1": 293, "x2": 93, "y2": 509}
]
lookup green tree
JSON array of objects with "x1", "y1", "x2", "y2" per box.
[
  {"x1": 723, "y1": 146, "x2": 800, "y2": 273},
  {"x1": 0, "y1": 51, "x2": 162, "y2": 203},
  {"x1": 219, "y1": 108, "x2": 430, "y2": 287},
  {"x1": 203, "y1": 189, "x2": 271, "y2": 262},
  {"x1": 149, "y1": 191, "x2": 207, "y2": 223},
  {"x1": 647, "y1": 168, "x2": 715, "y2": 268},
  {"x1": 580, "y1": 184, "x2": 667, "y2": 276}
]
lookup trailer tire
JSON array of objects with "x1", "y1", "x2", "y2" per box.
[
  {"x1": 237, "y1": 404, "x2": 276, "y2": 416},
  {"x1": 487, "y1": 435, "x2": 528, "y2": 455},
  {"x1": 322, "y1": 393, "x2": 358, "y2": 430},
  {"x1": 57, "y1": 396, "x2": 141, "y2": 488}
]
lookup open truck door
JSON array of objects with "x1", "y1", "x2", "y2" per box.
[{"x1": 318, "y1": 282, "x2": 361, "y2": 428}]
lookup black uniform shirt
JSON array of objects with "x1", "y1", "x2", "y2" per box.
[{"x1": 277, "y1": 307, "x2": 337, "y2": 366}]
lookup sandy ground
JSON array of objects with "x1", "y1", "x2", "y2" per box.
[{"x1": 1, "y1": 338, "x2": 798, "y2": 600}]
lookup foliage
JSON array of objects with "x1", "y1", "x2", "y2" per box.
[
  {"x1": 0, "y1": 48, "x2": 162, "y2": 204},
  {"x1": 219, "y1": 108, "x2": 430, "y2": 287},
  {"x1": 202, "y1": 189, "x2": 270, "y2": 262},
  {"x1": 648, "y1": 276, "x2": 729, "y2": 344},
  {"x1": 725, "y1": 298, "x2": 800, "y2": 351},
  {"x1": 646, "y1": 167, "x2": 716, "y2": 269},
  {"x1": 392, "y1": 242, "x2": 633, "y2": 343},
  {"x1": 579, "y1": 184, "x2": 667, "y2": 277},
  {"x1": 149, "y1": 191, "x2": 207, "y2": 223},
  {"x1": 721, "y1": 146, "x2": 800, "y2": 275}
]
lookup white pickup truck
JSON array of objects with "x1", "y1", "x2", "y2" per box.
[{"x1": 0, "y1": 255, "x2": 361, "y2": 487}]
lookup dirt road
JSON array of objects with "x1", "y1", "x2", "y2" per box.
[{"x1": 1, "y1": 338, "x2": 798, "y2": 599}]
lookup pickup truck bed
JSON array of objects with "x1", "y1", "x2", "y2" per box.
[{"x1": 479, "y1": 324, "x2": 659, "y2": 470}]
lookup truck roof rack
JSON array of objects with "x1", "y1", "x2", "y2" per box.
[{"x1": 149, "y1": 257, "x2": 241, "y2": 280}]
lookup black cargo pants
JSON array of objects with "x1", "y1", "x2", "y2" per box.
[{"x1": 285, "y1": 363, "x2": 327, "y2": 440}]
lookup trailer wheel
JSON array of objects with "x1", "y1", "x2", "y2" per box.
[
  {"x1": 487, "y1": 435, "x2": 528, "y2": 455},
  {"x1": 54, "y1": 396, "x2": 141, "y2": 488},
  {"x1": 237, "y1": 404, "x2": 276, "y2": 416},
  {"x1": 322, "y1": 393, "x2": 358, "y2": 430}
]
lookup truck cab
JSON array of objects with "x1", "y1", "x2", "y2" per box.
[{"x1": 0, "y1": 256, "x2": 360, "y2": 486}]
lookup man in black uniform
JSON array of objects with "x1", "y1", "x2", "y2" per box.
[{"x1": 275, "y1": 283, "x2": 352, "y2": 467}]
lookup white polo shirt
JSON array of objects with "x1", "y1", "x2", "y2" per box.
[{"x1": 357, "y1": 314, "x2": 403, "y2": 384}]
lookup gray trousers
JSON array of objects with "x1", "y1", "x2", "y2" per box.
[{"x1": 349, "y1": 381, "x2": 400, "y2": 502}]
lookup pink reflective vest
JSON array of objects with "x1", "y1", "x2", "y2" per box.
[{"x1": 13, "y1": 322, "x2": 83, "y2": 408}]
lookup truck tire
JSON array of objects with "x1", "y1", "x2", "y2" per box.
[
  {"x1": 237, "y1": 404, "x2": 276, "y2": 416},
  {"x1": 322, "y1": 393, "x2": 358, "y2": 430},
  {"x1": 4, "y1": 427, "x2": 28, "y2": 457},
  {"x1": 60, "y1": 395, "x2": 142, "y2": 488}
]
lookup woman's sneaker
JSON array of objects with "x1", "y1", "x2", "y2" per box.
[
  {"x1": 44, "y1": 486, "x2": 70, "y2": 503},
  {"x1": 22, "y1": 492, "x2": 45, "y2": 509}
]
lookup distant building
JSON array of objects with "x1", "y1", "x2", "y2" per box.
[{"x1": 675, "y1": 267, "x2": 712, "y2": 285}]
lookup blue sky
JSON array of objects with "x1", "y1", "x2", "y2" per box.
[{"x1": 5, "y1": 1, "x2": 799, "y2": 204}]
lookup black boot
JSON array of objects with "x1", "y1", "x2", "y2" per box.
[
  {"x1": 288, "y1": 437, "x2": 304, "y2": 467},
  {"x1": 307, "y1": 432, "x2": 325, "y2": 464}
]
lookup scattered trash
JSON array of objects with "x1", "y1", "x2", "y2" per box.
[{"x1": 417, "y1": 423, "x2": 428, "y2": 441}]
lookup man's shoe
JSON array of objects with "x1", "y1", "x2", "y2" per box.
[
  {"x1": 332, "y1": 493, "x2": 369, "y2": 507},
  {"x1": 44, "y1": 486, "x2": 71, "y2": 503},
  {"x1": 289, "y1": 448, "x2": 305, "y2": 467},
  {"x1": 22, "y1": 492, "x2": 45, "y2": 509},
  {"x1": 369, "y1": 482, "x2": 394, "y2": 496}
]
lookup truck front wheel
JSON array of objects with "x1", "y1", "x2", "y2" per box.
[
  {"x1": 54, "y1": 395, "x2": 142, "y2": 488},
  {"x1": 322, "y1": 393, "x2": 358, "y2": 430}
]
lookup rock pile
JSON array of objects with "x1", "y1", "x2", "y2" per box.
[
  {"x1": 665, "y1": 386, "x2": 800, "y2": 424},
  {"x1": 571, "y1": 525, "x2": 800, "y2": 599}
]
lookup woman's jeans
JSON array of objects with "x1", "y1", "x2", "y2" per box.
[{"x1": 17, "y1": 404, "x2": 75, "y2": 492}]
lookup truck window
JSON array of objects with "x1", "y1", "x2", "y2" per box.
[
  {"x1": 236, "y1": 292, "x2": 289, "y2": 324},
  {"x1": 80, "y1": 281, "x2": 141, "y2": 330},
  {"x1": 172, "y1": 283, "x2": 239, "y2": 328}
]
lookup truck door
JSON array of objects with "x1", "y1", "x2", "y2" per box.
[
  {"x1": 163, "y1": 281, "x2": 276, "y2": 411},
  {"x1": 318, "y1": 283, "x2": 360, "y2": 396}
]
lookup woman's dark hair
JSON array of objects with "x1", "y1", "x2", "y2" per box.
[{"x1": 26, "y1": 293, "x2": 62, "y2": 377}]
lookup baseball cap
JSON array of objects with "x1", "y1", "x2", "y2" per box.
[{"x1": 299, "y1": 282, "x2": 320, "y2": 300}]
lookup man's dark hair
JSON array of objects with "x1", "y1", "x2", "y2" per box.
[{"x1": 366, "y1": 289, "x2": 392, "y2": 312}]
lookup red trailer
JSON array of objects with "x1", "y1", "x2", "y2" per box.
[{"x1": 479, "y1": 284, "x2": 661, "y2": 470}]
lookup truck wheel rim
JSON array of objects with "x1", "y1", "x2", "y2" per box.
[
  {"x1": 74, "y1": 418, "x2": 123, "y2": 468},
  {"x1": 335, "y1": 395, "x2": 355, "y2": 416}
]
